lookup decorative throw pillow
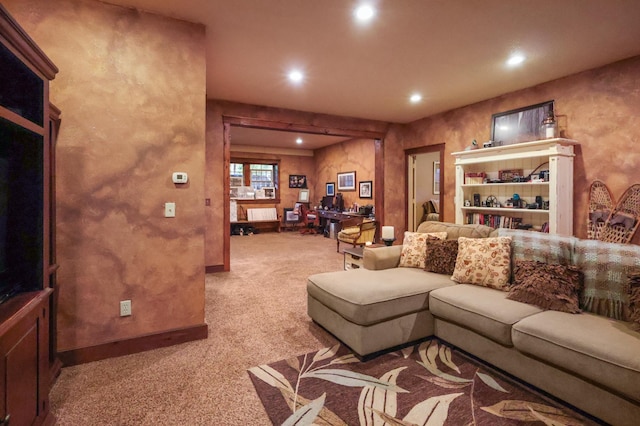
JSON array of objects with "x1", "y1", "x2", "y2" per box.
[
  {"x1": 424, "y1": 237, "x2": 458, "y2": 275},
  {"x1": 451, "y1": 236, "x2": 512, "y2": 290},
  {"x1": 628, "y1": 272, "x2": 640, "y2": 330},
  {"x1": 507, "y1": 260, "x2": 583, "y2": 313},
  {"x1": 399, "y1": 231, "x2": 447, "y2": 268}
]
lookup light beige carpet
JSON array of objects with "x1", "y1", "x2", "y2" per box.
[{"x1": 50, "y1": 231, "x2": 343, "y2": 425}]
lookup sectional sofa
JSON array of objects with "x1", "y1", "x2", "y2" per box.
[{"x1": 307, "y1": 221, "x2": 640, "y2": 426}]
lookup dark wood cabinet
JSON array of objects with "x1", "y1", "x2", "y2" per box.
[
  {"x1": 0, "y1": 290, "x2": 53, "y2": 426},
  {"x1": 0, "y1": 5, "x2": 58, "y2": 426}
]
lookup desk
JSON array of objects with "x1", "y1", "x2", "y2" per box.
[{"x1": 316, "y1": 210, "x2": 365, "y2": 238}]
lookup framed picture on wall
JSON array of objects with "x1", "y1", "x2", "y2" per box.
[
  {"x1": 337, "y1": 171, "x2": 356, "y2": 191},
  {"x1": 289, "y1": 174, "x2": 307, "y2": 188},
  {"x1": 490, "y1": 100, "x2": 554, "y2": 146},
  {"x1": 433, "y1": 161, "x2": 440, "y2": 195},
  {"x1": 298, "y1": 189, "x2": 310, "y2": 203},
  {"x1": 326, "y1": 182, "x2": 335, "y2": 196},
  {"x1": 263, "y1": 187, "x2": 276, "y2": 199},
  {"x1": 359, "y1": 181, "x2": 372, "y2": 199}
]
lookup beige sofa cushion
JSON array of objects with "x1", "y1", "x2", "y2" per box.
[
  {"x1": 307, "y1": 268, "x2": 454, "y2": 326},
  {"x1": 417, "y1": 221, "x2": 497, "y2": 239},
  {"x1": 429, "y1": 284, "x2": 543, "y2": 346},
  {"x1": 512, "y1": 311, "x2": 640, "y2": 403}
]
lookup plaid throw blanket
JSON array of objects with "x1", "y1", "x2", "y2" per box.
[
  {"x1": 497, "y1": 229, "x2": 576, "y2": 282},
  {"x1": 573, "y1": 239, "x2": 640, "y2": 320}
]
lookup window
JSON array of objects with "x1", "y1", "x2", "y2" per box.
[
  {"x1": 230, "y1": 159, "x2": 280, "y2": 202},
  {"x1": 230, "y1": 163, "x2": 244, "y2": 187},
  {"x1": 250, "y1": 164, "x2": 274, "y2": 189}
]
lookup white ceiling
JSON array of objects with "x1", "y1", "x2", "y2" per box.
[{"x1": 102, "y1": 0, "x2": 640, "y2": 147}]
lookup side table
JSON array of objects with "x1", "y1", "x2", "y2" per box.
[{"x1": 343, "y1": 244, "x2": 384, "y2": 270}]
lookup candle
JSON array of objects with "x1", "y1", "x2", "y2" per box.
[{"x1": 382, "y1": 226, "x2": 394, "y2": 240}]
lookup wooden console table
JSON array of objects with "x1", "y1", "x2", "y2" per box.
[{"x1": 317, "y1": 210, "x2": 364, "y2": 222}]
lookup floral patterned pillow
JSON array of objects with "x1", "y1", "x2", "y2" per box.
[
  {"x1": 451, "y1": 236, "x2": 512, "y2": 290},
  {"x1": 399, "y1": 231, "x2": 448, "y2": 268}
]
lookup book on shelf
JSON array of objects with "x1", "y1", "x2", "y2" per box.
[
  {"x1": 466, "y1": 213, "x2": 524, "y2": 229},
  {"x1": 464, "y1": 172, "x2": 486, "y2": 184}
]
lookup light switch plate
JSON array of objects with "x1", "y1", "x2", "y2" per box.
[{"x1": 165, "y1": 202, "x2": 176, "y2": 217}]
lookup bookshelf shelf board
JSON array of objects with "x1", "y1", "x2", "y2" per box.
[
  {"x1": 461, "y1": 182, "x2": 549, "y2": 188},
  {"x1": 461, "y1": 207, "x2": 549, "y2": 214}
]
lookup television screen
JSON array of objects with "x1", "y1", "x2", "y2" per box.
[{"x1": 0, "y1": 117, "x2": 43, "y2": 304}]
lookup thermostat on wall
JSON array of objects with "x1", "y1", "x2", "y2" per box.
[{"x1": 172, "y1": 172, "x2": 188, "y2": 184}]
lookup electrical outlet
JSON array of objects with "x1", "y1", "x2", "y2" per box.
[{"x1": 120, "y1": 300, "x2": 132, "y2": 317}]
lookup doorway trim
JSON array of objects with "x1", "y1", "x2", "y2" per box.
[
  {"x1": 404, "y1": 144, "x2": 445, "y2": 231},
  {"x1": 221, "y1": 115, "x2": 386, "y2": 271}
]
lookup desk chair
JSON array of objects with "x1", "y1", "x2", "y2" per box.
[
  {"x1": 298, "y1": 203, "x2": 320, "y2": 234},
  {"x1": 281, "y1": 207, "x2": 300, "y2": 231}
]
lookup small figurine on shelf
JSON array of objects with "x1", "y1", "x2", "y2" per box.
[{"x1": 465, "y1": 140, "x2": 479, "y2": 151}]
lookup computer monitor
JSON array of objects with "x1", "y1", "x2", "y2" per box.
[
  {"x1": 335, "y1": 193, "x2": 345, "y2": 212},
  {"x1": 321, "y1": 196, "x2": 334, "y2": 210}
]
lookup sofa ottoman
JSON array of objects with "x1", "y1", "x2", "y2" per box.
[{"x1": 307, "y1": 267, "x2": 454, "y2": 357}]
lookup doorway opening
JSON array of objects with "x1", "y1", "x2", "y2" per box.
[
  {"x1": 220, "y1": 116, "x2": 386, "y2": 271},
  {"x1": 405, "y1": 144, "x2": 445, "y2": 231}
]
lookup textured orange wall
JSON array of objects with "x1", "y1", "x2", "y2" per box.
[
  {"x1": 5, "y1": 0, "x2": 207, "y2": 350},
  {"x1": 379, "y1": 124, "x2": 409, "y2": 241},
  {"x1": 394, "y1": 56, "x2": 640, "y2": 244},
  {"x1": 277, "y1": 154, "x2": 316, "y2": 211},
  {"x1": 205, "y1": 100, "x2": 388, "y2": 268},
  {"x1": 314, "y1": 138, "x2": 376, "y2": 209}
]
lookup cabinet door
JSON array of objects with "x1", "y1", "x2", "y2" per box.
[
  {"x1": 0, "y1": 293, "x2": 50, "y2": 426},
  {"x1": 6, "y1": 324, "x2": 39, "y2": 426}
]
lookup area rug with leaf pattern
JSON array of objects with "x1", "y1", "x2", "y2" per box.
[{"x1": 248, "y1": 339, "x2": 602, "y2": 425}]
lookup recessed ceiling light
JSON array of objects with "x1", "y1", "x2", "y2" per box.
[
  {"x1": 506, "y1": 53, "x2": 526, "y2": 67},
  {"x1": 288, "y1": 70, "x2": 304, "y2": 83},
  {"x1": 354, "y1": 4, "x2": 375, "y2": 22},
  {"x1": 296, "y1": 137, "x2": 303, "y2": 144},
  {"x1": 409, "y1": 93, "x2": 422, "y2": 103}
]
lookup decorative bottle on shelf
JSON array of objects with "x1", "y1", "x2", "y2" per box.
[{"x1": 541, "y1": 108, "x2": 557, "y2": 139}]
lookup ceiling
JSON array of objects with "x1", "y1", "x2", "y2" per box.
[
  {"x1": 103, "y1": 0, "x2": 640, "y2": 148},
  {"x1": 229, "y1": 126, "x2": 349, "y2": 150}
]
